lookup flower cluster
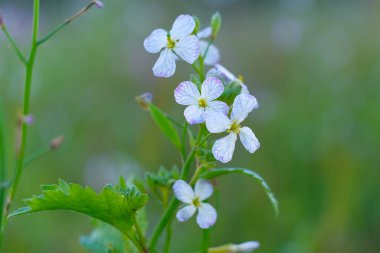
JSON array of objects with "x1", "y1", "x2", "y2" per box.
[{"x1": 143, "y1": 13, "x2": 267, "y2": 252}]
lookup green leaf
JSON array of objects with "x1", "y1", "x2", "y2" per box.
[
  {"x1": 148, "y1": 104, "x2": 181, "y2": 150},
  {"x1": 9, "y1": 179, "x2": 149, "y2": 235},
  {"x1": 200, "y1": 168, "x2": 279, "y2": 216},
  {"x1": 80, "y1": 221, "x2": 125, "y2": 253}
]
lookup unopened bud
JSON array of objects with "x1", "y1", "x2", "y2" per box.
[
  {"x1": 50, "y1": 136, "x2": 65, "y2": 150},
  {"x1": 211, "y1": 12, "x2": 222, "y2": 40},
  {"x1": 208, "y1": 241, "x2": 259, "y2": 253},
  {"x1": 193, "y1": 16, "x2": 201, "y2": 34},
  {"x1": 0, "y1": 15, "x2": 4, "y2": 28},
  {"x1": 135, "y1": 93, "x2": 153, "y2": 110},
  {"x1": 94, "y1": 0, "x2": 104, "y2": 9},
  {"x1": 24, "y1": 114, "x2": 34, "y2": 125}
]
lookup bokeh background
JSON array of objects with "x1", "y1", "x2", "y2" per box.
[{"x1": 1, "y1": 0, "x2": 380, "y2": 252}]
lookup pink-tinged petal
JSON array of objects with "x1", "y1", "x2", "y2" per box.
[
  {"x1": 173, "y1": 180, "x2": 195, "y2": 204},
  {"x1": 201, "y1": 77, "x2": 224, "y2": 101},
  {"x1": 204, "y1": 111, "x2": 230, "y2": 133},
  {"x1": 174, "y1": 35, "x2": 200, "y2": 64},
  {"x1": 184, "y1": 105, "x2": 205, "y2": 124},
  {"x1": 207, "y1": 101, "x2": 229, "y2": 115},
  {"x1": 170, "y1": 14, "x2": 196, "y2": 40},
  {"x1": 214, "y1": 64, "x2": 236, "y2": 82},
  {"x1": 153, "y1": 49, "x2": 176, "y2": 78},
  {"x1": 174, "y1": 81, "x2": 200, "y2": 105},
  {"x1": 144, "y1": 28, "x2": 168, "y2": 53},
  {"x1": 176, "y1": 205, "x2": 196, "y2": 222},
  {"x1": 196, "y1": 203, "x2": 217, "y2": 229},
  {"x1": 231, "y1": 94, "x2": 258, "y2": 123},
  {"x1": 200, "y1": 41, "x2": 220, "y2": 66},
  {"x1": 194, "y1": 179, "x2": 213, "y2": 201},
  {"x1": 197, "y1": 27, "x2": 212, "y2": 39},
  {"x1": 212, "y1": 133, "x2": 237, "y2": 163},
  {"x1": 239, "y1": 126, "x2": 260, "y2": 153}
]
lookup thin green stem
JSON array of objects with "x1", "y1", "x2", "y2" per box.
[
  {"x1": 4, "y1": 0, "x2": 40, "y2": 226},
  {"x1": 163, "y1": 221, "x2": 172, "y2": 253},
  {"x1": 201, "y1": 229, "x2": 210, "y2": 253},
  {"x1": 180, "y1": 122, "x2": 188, "y2": 162},
  {"x1": 37, "y1": 0, "x2": 99, "y2": 46},
  {"x1": 0, "y1": 100, "x2": 7, "y2": 247},
  {"x1": 132, "y1": 214, "x2": 147, "y2": 252},
  {"x1": 192, "y1": 63, "x2": 204, "y2": 81},
  {"x1": 23, "y1": 146, "x2": 50, "y2": 168},
  {"x1": 1, "y1": 26, "x2": 27, "y2": 64}
]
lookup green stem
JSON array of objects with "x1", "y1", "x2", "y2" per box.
[
  {"x1": 0, "y1": 100, "x2": 7, "y2": 247},
  {"x1": 37, "y1": 0, "x2": 99, "y2": 46},
  {"x1": 3, "y1": 0, "x2": 40, "y2": 234},
  {"x1": 1, "y1": 26, "x2": 27, "y2": 64},
  {"x1": 163, "y1": 221, "x2": 172, "y2": 253},
  {"x1": 201, "y1": 229, "x2": 210, "y2": 253},
  {"x1": 180, "y1": 122, "x2": 188, "y2": 162},
  {"x1": 132, "y1": 214, "x2": 147, "y2": 252},
  {"x1": 23, "y1": 146, "x2": 50, "y2": 168},
  {"x1": 192, "y1": 63, "x2": 204, "y2": 81}
]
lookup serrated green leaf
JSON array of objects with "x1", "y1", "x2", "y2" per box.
[
  {"x1": 148, "y1": 104, "x2": 181, "y2": 150},
  {"x1": 9, "y1": 179, "x2": 149, "y2": 236},
  {"x1": 200, "y1": 168, "x2": 279, "y2": 216}
]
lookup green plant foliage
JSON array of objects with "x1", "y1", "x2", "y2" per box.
[
  {"x1": 8, "y1": 179, "x2": 149, "y2": 235},
  {"x1": 219, "y1": 81, "x2": 242, "y2": 106},
  {"x1": 148, "y1": 104, "x2": 181, "y2": 150},
  {"x1": 200, "y1": 168, "x2": 279, "y2": 216},
  {"x1": 80, "y1": 221, "x2": 125, "y2": 253}
]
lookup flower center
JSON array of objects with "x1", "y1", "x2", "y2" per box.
[
  {"x1": 167, "y1": 36, "x2": 176, "y2": 49},
  {"x1": 192, "y1": 197, "x2": 201, "y2": 207},
  {"x1": 198, "y1": 98, "x2": 207, "y2": 108},
  {"x1": 228, "y1": 121, "x2": 241, "y2": 134}
]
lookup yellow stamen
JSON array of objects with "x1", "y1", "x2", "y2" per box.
[
  {"x1": 193, "y1": 197, "x2": 201, "y2": 207},
  {"x1": 238, "y1": 74, "x2": 244, "y2": 82},
  {"x1": 167, "y1": 36, "x2": 175, "y2": 49},
  {"x1": 228, "y1": 121, "x2": 241, "y2": 134},
  {"x1": 198, "y1": 98, "x2": 207, "y2": 108}
]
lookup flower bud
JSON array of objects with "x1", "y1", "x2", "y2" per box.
[
  {"x1": 208, "y1": 241, "x2": 259, "y2": 253},
  {"x1": 211, "y1": 12, "x2": 222, "y2": 40},
  {"x1": 50, "y1": 136, "x2": 65, "y2": 150},
  {"x1": 93, "y1": 0, "x2": 104, "y2": 9},
  {"x1": 135, "y1": 93, "x2": 153, "y2": 110},
  {"x1": 193, "y1": 16, "x2": 201, "y2": 34},
  {"x1": 24, "y1": 114, "x2": 34, "y2": 125},
  {"x1": 0, "y1": 15, "x2": 4, "y2": 28}
]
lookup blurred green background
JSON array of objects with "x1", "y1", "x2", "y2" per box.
[{"x1": 1, "y1": 0, "x2": 380, "y2": 252}]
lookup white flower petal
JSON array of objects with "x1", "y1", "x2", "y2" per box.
[
  {"x1": 207, "y1": 101, "x2": 229, "y2": 115},
  {"x1": 201, "y1": 41, "x2": 220, "y2": 66},
  {"x1": 236, "y1": 241, "x2": 260, "y2": 252},
  {"x1": 174, "y1": 81, "x2": 200, "y2": 105},
  {"x1": 176, "y1": 205, "x2": 196, "y2": 222},
  {"x1": 197, "y1": 27, "x2": 212, "y2": 39},
  {"x1": 173, "y1": 180, "x2": 195, "y2": 204},
  {"x1": 184, "y1": 105, "x2": 205, "y2": 124},
  {"x1": 239, "y1": 127, "x2": 260, "y2": 153},
  {"x1": 144, "y1": 28, "x2": 168, "y2": 53},
  {"x1": 201, "y1": 77, "x2": 224, "y2": 101},
  {"x1": 152, "y1": 49, "x2": 176, "y2": 78},
  {"x1": 174, "y1": 35, "x2": 200, "y2": 64},
  {"x1": 240, "y1": 83, "x2": 250, "y2": 95},
  {"x1": 196, "y1": 203, "x2": 217, "y2": 229},
  {"x1": 214, "y1": 64, "x2": 236, "y2": 82},
  {"x1": 194, "y1": 179, "x2": 213, "y2": 201},
  {"x1": 231, "y1": 94, "x2": 258, "y2": 123},
  {"x1": 170, "y1": 14, "x2": 195, "y2": 40},
  {"x1": 212, "y1": 133, "x2": 237, "y2": 163},
  {"x1": 204, "y1": 111, "x2": 230, "y2": 133}
]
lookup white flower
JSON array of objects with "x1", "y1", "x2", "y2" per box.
[
  {"x1": 208, "y1": 241, "x2": 260, "y2": 253},
  {"x1": 204, "y1": 94, "x2": 260, "y2": 163},
  {"x1": 198, "y1": 27, "x2": 220, "y2": 66},
  {"x1": 173, "y1": 179, "x2": 217, "y2": 229},
  {"x1": 207, "y1": 64, "x2": 250, "y2": 95},
  {"x1": 174, "y1": 77, "x2": 229, "y2": 124},
  {"x1": 144, "y1": 15, "x2": 201, "y2": 78}
]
